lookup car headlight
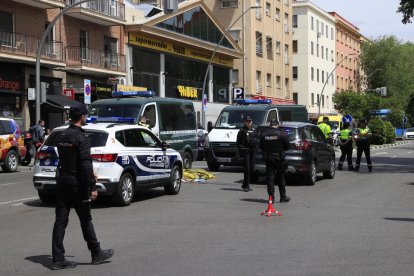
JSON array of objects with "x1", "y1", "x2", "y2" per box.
[{"x1": 204, "y1": 135, "x2": 210, "y2": 149}]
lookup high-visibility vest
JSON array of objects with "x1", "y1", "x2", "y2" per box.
[
  {"x1": 340, "y1": 129, "x2": 351, "y2": 140},
  {"x1": 318, "y1": 123, "x2": 331, "y2": 139}
]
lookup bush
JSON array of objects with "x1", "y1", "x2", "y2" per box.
[
  {"x1": 369, "y1": 118, "x2": 386, "y2": 145},
  {"x1": 384, "y1": 121, "x2": 396, "y2": 143}
]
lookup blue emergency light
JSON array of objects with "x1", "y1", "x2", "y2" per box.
[
  {"x1": 233, "y1": 99, "x2": 272, "y2": 105},
  {"x1": 112, "y1": 91, "x2": 154, "y2": 97},
  {"x1": 87, "y1": 116, "x2": 135, "y2": 123}
]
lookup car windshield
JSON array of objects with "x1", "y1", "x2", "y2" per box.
[
  {"x1": 44, "y1": 130, "x2": 108, "y2": 148},
  {"x1": 279, "y1": 127, "x2": 299, "y2": 141},
  {"x1": 215, "y1": 110, "x2": 265, "y2": 129},
  {"x1": 88, "y1": 104, "x2": 141, "y2": 119},
  {"x1": 407, "y1": 127, "x2": 414, "y2": 132}
]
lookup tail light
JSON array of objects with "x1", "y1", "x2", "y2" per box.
[
  {"x1": 90, "y1": 154, "x2": 118, "y2": 162},
  {"x1": 295, "y1": 140, "x2": 311, "y2": 150}
]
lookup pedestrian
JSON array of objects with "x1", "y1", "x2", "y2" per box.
[
  {"x1": 259, "y1": 119, "x2": 291, "y2": 203},
  {"x1": 318, "y1": 116, "x2": 332, "y2": 143},
  {"x1": 337, "y1": 122, "x2": 354, "y2": 171},
  {"x1": 354, "y1": 119, "x2": 372, "y2": 172},
  {"x1": 29, "y1": 119, "x2": 45, "y2": 145},
  {"x1": 138, "y1": 115, "x2": 151, "y2": 129},
  {"x1": 51, "y1": 104, "x2": 114, "y2": 270},
  {"x1": 236, "y1": 116, "x2": 256, "y2": 192},
  {"x1": 44, "y1": 128, "x2": 51, "y2": 140}
]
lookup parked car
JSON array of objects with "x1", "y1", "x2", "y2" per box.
[
  {"x1": 0, "y1": 118, "x2": 26, "y2": 172},
  {"x1": 33, "y1": 122, "x2": 183, "y2": 206},
  {"x1": 404, "y1": 127, "x2": 414, "y2": 139},
  {"x1": 255, "y1": 122, "x2": 336, "y2": 185}
]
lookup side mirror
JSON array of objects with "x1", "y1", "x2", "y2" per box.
[
  {"x1": 161, "y1": 141, "x2": 170, "y2": 151},
  {"x1": 207, "y1": 121, "x2": 213, "y2": 132}
]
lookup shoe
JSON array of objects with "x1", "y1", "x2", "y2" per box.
[
  {"x1": 243, "y1": 187, "x2": 253, "y2": 192},
  {"x1": 348, "y1": 166, "x2": 354, "y2": 171},
  {"x1": 337, "y1": 166, "x2": 343, "y2": 170},
  {"x1": 92, "y1": 249, "x2": 114, "y2": 265},
  {"x1": 280, "y1": 196, "x2": 291, "y2": 203},
  {"x1": 354, "y1": 166, "x2": 359, "y2": 172},
  {"x1": 368, "y1": 167, "x2": 372, "y2": 172},
  {"x1": 51, "y1": 259, "x2": 77, "y2": 270}
]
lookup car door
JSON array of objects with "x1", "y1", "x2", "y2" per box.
[
  {"x1": 310, "y1": 126, "x2": 331, "y2": 170},
  {"x1": 142, "y1": 103, "x2": 159, "y2": 136}
]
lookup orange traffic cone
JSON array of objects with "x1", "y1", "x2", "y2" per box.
[{"x1": 261, "y1": 195, "x2": 282, "y2": 217}]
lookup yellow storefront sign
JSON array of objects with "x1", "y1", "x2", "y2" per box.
[
  {"x1": 177, "y1": 85, "x2": 198, "y2": 99},
  {"x1": 116, "y1": 84, "x2": 147, "y2": 92},
  {"x1": 129, "y1": 33, "x2": 233, "y2": 67}
]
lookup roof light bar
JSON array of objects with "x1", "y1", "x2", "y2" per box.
[
  {"x1": 112, "y1": 91, "x2": 154, "y2": 97},
  {"x1": 233, "y1": 99, "x2": 272, "y2": 105},
  {"x1": 87, "y1": 117, "x2": 135, "y2": 123}
]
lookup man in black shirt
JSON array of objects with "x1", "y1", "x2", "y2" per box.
[
  {"x1": 51, "y1": 104, "x2": 113, "y2": 270},
  {"x1": 236, "y1": 116, "x2": 256, "y2": 192},
  {"x1": 259, "y1": 119, "x2": 291, "y2": 203}
]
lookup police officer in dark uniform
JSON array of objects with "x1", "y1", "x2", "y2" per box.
[
  {"x1": 51, "y1": 104, "x2": 114, "y2": 270},
  {"x1": 259, "y1": 119, "x2": 291, "y2": 203},
  {"x1": 354, "y1": 119, "x2": 372, "y2": 172},
  {"x1": 236, "y1": 116, "x2": 256, "y2": 192},
  {"x1": 337, "y1": 122, "x2": 354, "y2": 171}
]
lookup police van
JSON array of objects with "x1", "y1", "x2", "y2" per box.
[
  {"x1": 204, "y1": 99, "x2": 308, "y2": 171},
  {"x1": 33, "y1": 122, "x2": 183, "y2": 206},
  {"x1": 88, "y1": 91, "x2": 198, "y2": 169}
]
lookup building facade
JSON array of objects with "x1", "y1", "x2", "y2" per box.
[
  {"x1": 203, "y1": 0, "x2": 294, "y2": 103},
  {"x1": 292, "y1": 0, "x2": 336, "y2": 118},
  {"x1": 0, "y1": 0, "x2": 126, "y2": 130}
]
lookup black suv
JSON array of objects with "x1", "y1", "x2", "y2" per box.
[{"x1": 256, "y1": 122, "x2": 336, "y2": 185}]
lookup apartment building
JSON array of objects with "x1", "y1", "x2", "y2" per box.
[
  {"x1": 204, "y1": 0, "x2": 294, "y2": 103},
  {"x1": 0, "y1": 0, "x2": 126, "y2": 129},
  {"x1": 329, "y1": 12, "x2": 361, "y2": 93},
  {"x1": 292, "y1": 0, "x2": 336, "y2": 118}
]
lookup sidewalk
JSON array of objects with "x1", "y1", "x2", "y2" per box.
[{"x1": 334, "y1": 140, "x2": 410, "y2": 153}]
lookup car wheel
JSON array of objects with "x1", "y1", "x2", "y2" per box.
[
  {"x1": 305, "y1": 160, "x2": 317, "y2": 185},
  {"x1": 38, "y1": 191, "x2": 55, "y2": 204},
  {"x1": 164, "y1": 165, "x2": 182, "y2": 195},
  {"x1": 3, "y1": 150, "x2": 19, "y2": 172},
  {"x1": 183, "y1": 151, "x2": 192, "y2": 169},
  {"x1": 207, "y1": 161, "x2": 220, "y2": 171},
  {"x1": 112, "y1": 173, "x2": 134, "y2": 206},
  {"x1": 323, "y1": 156, "x2": 336, "y2": 179}
]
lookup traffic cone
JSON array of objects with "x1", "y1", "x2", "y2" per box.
[{"x1": 261, "y1": 195, "x2": 282, "y2": 217}]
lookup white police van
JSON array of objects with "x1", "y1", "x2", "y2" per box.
[{"x1": 33, "y1": 122, "x2": 183, "y2": 206}]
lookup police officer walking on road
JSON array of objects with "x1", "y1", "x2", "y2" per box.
[
  {"x1": 51, "y1": 104, "x2": 114, "y2": 270},
  {"x1": 259, "y1": 119, "x2": 291, "y2": 203},
  {"x1": 318, "y1": 117, "x2": 332, "y2": 144},
  {"x1": 236, "y1": 116, "x2": 256, "y2": 192},
  {"x1": 354, "y1": 119, "x2": 373, "y2": 172},
  {"x1": 337, "y1": 122, "x2": 354, "y2": 171}
]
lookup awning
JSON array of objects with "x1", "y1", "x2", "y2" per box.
[{"x1": 44, "y1": 95, "x2": 82, "y2": 110}]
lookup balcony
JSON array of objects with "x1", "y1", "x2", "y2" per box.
[
  {"x1": 65, "y1": 47, "x2": 126, "y2": 76},
  {"x1": 65, "y1": 0, "x2": 125, "y2": 26},
  {"x1": 0, "y1": 31, "x2": 64, "y2": 66},
  {"x1": 12, "y1": 0, "x2": 65, "y2": 9}
]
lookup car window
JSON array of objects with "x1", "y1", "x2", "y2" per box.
[
  {"x1": 0, "y1": 121, "x2": 6, "y2": 135},
  {"x1": 45, "y1": 129, "x2": 108, "y2": 147},
  {"x1": 303, "y1": 126, "x2": 312, "y2": 140},
  {"x1": 407, "y1": 127, "x2": 414, "y2": 132},
  {"x1": 279, "y1": 127, "x2": 298, "y2": 141},
  {"x1": 140, "y1": 130, "x2": 159, "y2": 148},
  {"x1": 124, "y1": 129, "x2": 143, "y2": 147},
  {"x1": 143, "y1": 104, "x2": 157, "y2": 128},
  {"x1": 0, "y1": 120, "x2": 13, "y2": 134},
  {"x1": 311, "y1": 126, "x2": 326, "y2": 142},
  {"x1": 115, "y1": 131, "x2": 125, "y2": 146},
  {"x1": 266, "y1": 110, "x2": 278, "y2": 123}
]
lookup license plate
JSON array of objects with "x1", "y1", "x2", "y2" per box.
[{"x1": 217, "y1": 158, "x2": 232, "y2": 163}]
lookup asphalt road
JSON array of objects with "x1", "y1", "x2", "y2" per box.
[{"x1": 0, "y1": 141, "x2": 413, "y2": 275}]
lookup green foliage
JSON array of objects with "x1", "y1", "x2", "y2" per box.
[
  {"x1": 398, "y1": 0, "x2": 414, "y2": 24},
  {"x1": 333, "y1": 92, "x2": 366, "y2": 120},
  {"x1": 407, "y1": 95, "x2": 414, "y2": 127},
  {"x1": 384, "y1": 121, "x2": 396, "y2": 143},
  {"x1": 368, "y1": 118, "x2": 386, "y2": 145}
]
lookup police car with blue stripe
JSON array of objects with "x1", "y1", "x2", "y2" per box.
[{"x1": 33, "y1": 120, "x2": 183, "y2": 206}]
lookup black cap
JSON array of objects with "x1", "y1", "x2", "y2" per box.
[
  {"x1": 69, "y1": 103, "x2": 88, "y2": 119},
  {"x1": 245, "y1": 116, "x2": 252, "y2": 121},
  {"x1": 359, "y1": 119, "x2": 368, "y2": 124},
  {"x1": 270, "y1": 119, "x2": 279, "y2": 126}
]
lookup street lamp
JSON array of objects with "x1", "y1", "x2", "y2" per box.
[
  {"x1": 35, "y1": 0, "x2": 102, "y2": 123},
  {"x1": 317, "y1": 52, "x2": 356, "y2": 118},
  {"x1": 364, "y1": 68, "x2": 384, "y2": 90},
  {"x1": 200, "y1": 5, "x2": 262, "y2": 128}
]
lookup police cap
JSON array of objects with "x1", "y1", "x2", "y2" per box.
[
  {"x1": 69, "y1": 103, "x2": 88, "y2": 120},
  {"x1": 270, "y1": 119, "x2": 279, "y2": 126},
  {"x1": 245, "y1": 116, "x2": 252, "y2": 121}
]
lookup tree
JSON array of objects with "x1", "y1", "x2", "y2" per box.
[{"x1": 398, "y1": 0, "x2": 414, "y2": 24}]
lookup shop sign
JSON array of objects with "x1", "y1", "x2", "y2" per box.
[
  {"x1": 129, "y1": 33, "x2": 234, "y2": 67},
  {"x1": 63, "y1": 89, "x2": 75, "y2": 99},
  {"x1": 94, "y1": 84, "x2": 113, "y2": 94},
  {"x1": 116, "y1": 84, "x2": 147, "y2": 92},
  {"x1": 177, "y1": 85, "x2": 198, "y2": 99},
  {"x1": 0, "y1": 74, "x2": 23, "y2": 92}
]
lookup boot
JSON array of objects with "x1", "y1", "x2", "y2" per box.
[
  {"x1": 337, "y1": 164, "x2": 343, "y2": 170},
  {"x1": 51, "y1": 259, "x2": 77, "y2": 270},
  {"x1": 280, "y1": 195, "x2": 291, "y2": 203},
  {"x1": 368, "y1": 166, "x2": 372, "y2": 172},
  {"x1": 354, "y1": 166, "x2": 359, "y2": 172},
  {"x1": 92, "y1": 249, "x2": 114, "y2": 265},
  {"x1": 348, "y1": 166, "x2": 354, "y2": 171}
]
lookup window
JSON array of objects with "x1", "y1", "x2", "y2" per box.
[
  {"x1": 326, "y1": 48, "x2": 328, "y2": 61},
  {"x1": 284, "y1": 13, "x2": 289, "y2": 33},
  {"x1": 317, "y1": 69, "x2": 319, "y2": 82},
  {"x1": 321, "y1": 22, "x2": 324, "y2": 35},
  {"x1": 256, "y1": 71, "x2": 262, "y2": 93},
  {"x1": 256, "y1": 0, "x2": 261, "y2": 19},
  {"x1": 322, "y1": 95, "x2": 325, "y2": 107},
  {"x1": 276, "y1": 76, "x2": 281, "y2": 88},
  {"x1": 316, "y1": 43, "x2": 319, "y2": 57},
  {"x1": 266, "y1": 2, "x2": 271, "y2": 16},
  {"x1": 0, "y1": 11, "x2": 13, "y2": 47},
  {"x1": 311, "y1": 41, "x2": 314, "y2": 55},
  {"x1": 284, "y1": 0, "x2": 289, "y2": 6},
  {"x1": 311, "y1": 67, "x2": 314, "y2": 81},
  {"x1": 256, "y1": 32, "x2": 263, "y2": 56},
  {"x1": 79, "y1": 30, "x2": 89, "y2": 61},
  {"x1": 331, "y1": 27, "x2": 334, "y2": 40},
  {"x1": 275, "y1": 41, "x2": 281, "y2": 54},
  {"x1": 321, "y1": 70, "x2": 324, "y2": 83},
  {"x1": 140, "y1": 130, "x2": 159, "y2": 148},
  {"x1": 284, "y1": 44, "x2": 289, "y2": 64},
  {"x1": 311, "y1": 16, "x2": 314, "y2": 30},
  {"x1": 266, "y1": 73, "x2": 271, "y2": 87},
  {"x1": 321, "y1": 46, "x2": 324, "y2": 59},
  {"x1": 326, "y1": 25, "x2": 328, "y2": 38},
  {"x1": 292, "y1": 15, "x2": 298, "y2": 28},
  {"x1": 292, "y1": 40, "x2": 297, "y2": 53},
  {"x1": 229, "y1": 29, "x2": 240, "y2": 43},
  {"x1": 221, "y1": 0, "x2": 238, "y2": 8},
  {"x1": 275, "y1": 8, "x2": 280, "y2": 21},
  {"x1": 142, "y1": 104, "x2": 157, "y2": 128},
  {"x1": 123, "y1": 129, "x2": 142, "y2": 147},
  {"x1": 311, "y1": 93, "x2": 314, "y2": 105},
  {"x1": 231, "y1": 69, "x2": 239, "y2": 84},
  {"x1": 266, "y1": 37, "x2": 273, "y2": 59},
  {"x1": 331, "y1": 50, "x2": 334, "y2": 62},
  {"x1": 45, "y1": 22, "x2": 56, "y2": 54},
  {"x1": 293, "y1": 92, "x2": 298, "y2": 104},
  {"x1": 292, "y1": 66, "x2": 298, "y2": 79},
  {"x1": 159, "y1": 103, "x2": 196, "y2": 131},
  {"x1": 316, "y1": 19, "x2": 319, "y2": 33}
]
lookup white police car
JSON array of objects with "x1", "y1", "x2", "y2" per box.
[{"x1": 33, "y1": 122, "x2": 183, "y2": 206}]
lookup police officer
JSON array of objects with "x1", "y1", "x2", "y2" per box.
[
  {"x1": 51, "y1": 104, "x2": 114, "y2": 270},
  {"x1": 138, "y1": 115, "x2": 151, "y2": 129},
  {"x1": 236, "y1": 116, "x2": 256, "y2": 192},
  {"x1": 354, "y1": 119, "x2": 372, "y2": 172},
  {"x1": 337, "y1": 122, "x2": 354, "y2": 171},
  {"x1": 259, "y1": 119, "x2": 290, "y2": 203},
  {"x1": 318, "y1": 116, "x2": 332, "y2": 143}
]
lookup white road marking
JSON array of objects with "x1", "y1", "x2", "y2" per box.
[
  {"x1": 372, "y1": 152, "x2": 387, "y2": 156},
  {"x1": 408, "y1": 151, "x2": 412, "y2": 154},
  {"x1": 0, "y1": 181, "x2": 31, "y2": 187},
  {"x1": 0, "y1": 197, "x2": 38, "y2": 205},
  {"x1": 391, "y1": 156, "x2": 397, "y2": 158},
  {"x1": 12, "y1": 203, "x2": 23, "y2": 206}
]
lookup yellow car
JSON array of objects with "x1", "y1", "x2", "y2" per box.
[{"x1": 0, "y1": 118, "x2": 26, "y2": 172}]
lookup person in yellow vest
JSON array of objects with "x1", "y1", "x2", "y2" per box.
[
  {"x1": 354, "y1": 119, "x2": 372, "y2": 172},
  {"x1": 318, "y1": 117, "x2": 332, "y2": 142},
  {"x1": 337, "y1": 122, "x2": 354, "y2": 171},
  {"x1": 138, "y1": 115, "x2": 151, "y2": 130}
]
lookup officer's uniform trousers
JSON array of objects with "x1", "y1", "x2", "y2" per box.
[
  {"x1": 356, "y1": 141, "x2": 372, "y2": 169},
  {"x1": 52, "y1": 174, "x2": 101, "y2": 262},
  {"x1": 265, "y1": 153, "x2": 287, "y2": 199},
  {"x1": 240, "y1": 148, "x2": 256, "y2": 187},
  {"x1": 338, "y1": 139, "x2": 353, "y2": 168}
]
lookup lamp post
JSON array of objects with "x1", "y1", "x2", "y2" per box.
[
  {"x1": 35, "y1": 0, "x2": 102, "y2": 123},
  {"x1": 200, "y1": 5, "x2": 261, "y2": 128},
  {"x1": 317, "y1": 52, "x2": 356, "y2": 118},
  {"x1": 364, "y1": 68, "x2": 384, "y2": 90}
]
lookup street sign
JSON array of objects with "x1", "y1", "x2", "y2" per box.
[
  {"x1": 84, "y1": 79, "x2": 91, "y2": 104},
  {"x1": 403, "y1": 116, "x2": 407, "y2": 124},
  {"x1": 342, "y1": 114, "x2": 353, "y2": 123},
  {"x1": 203, "y1": 94, "x2": 207, "y2": 111},
  {"x1": 233, "y1": 87, "x2": 244, "y2": 99}
]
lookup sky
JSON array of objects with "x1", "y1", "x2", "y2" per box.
[{"x1": 310, "y1": 0, "x2": 414, "y2": 42}]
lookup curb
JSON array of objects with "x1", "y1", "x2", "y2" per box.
[{"x1": 334, "y1": 140, "x2": 409, "y2": 152}]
